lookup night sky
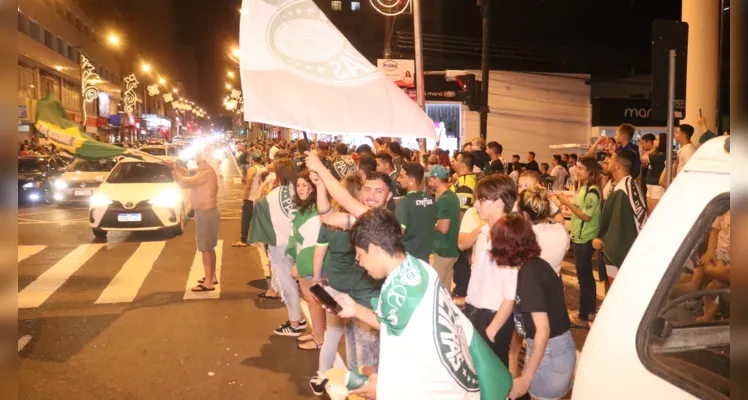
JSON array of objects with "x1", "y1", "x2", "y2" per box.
[{"x1": 169, "y1": 0, "x2": 688, "y2": 116}]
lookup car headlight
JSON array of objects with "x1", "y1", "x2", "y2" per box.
[
  {"x1": 148, "y1": 188, "x2": 182, "y2": 208},
  {"x1": 22, "y1": 182, "x2": 34, "y2": 189},
  {"x1": 54, "y1": 179, "x2": 68, "y2": 190},
  {"x1": 90, "y1": 193, "x2": 113, "y2": 207}
]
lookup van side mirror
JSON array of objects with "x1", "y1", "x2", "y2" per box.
[{"x1": 652, "y1": 317, "x2": 673, "y2": 340}]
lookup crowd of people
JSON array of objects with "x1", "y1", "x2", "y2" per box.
[{"x1": 227, "y1": 116, "x2": 727, "y2": 399}]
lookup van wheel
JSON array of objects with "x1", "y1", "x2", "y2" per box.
[{"x1": 92, "y1": 228, "x2": 107, "y2": 238}]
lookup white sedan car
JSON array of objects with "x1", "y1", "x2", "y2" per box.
[
  {"x1": 89, "y1": 159, "x2": 192, "y2": 238},
  {"x1": 53, "y1": 158, "x2": 120, "y2": 204}
]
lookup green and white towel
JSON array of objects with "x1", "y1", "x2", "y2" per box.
[
  {"x1": 286, "y1": 207, "x2": 321, "y2": 278},
  {"x1": 373, "y1": 254, "x2": 513, "y2": 399},
  {"x1": 249, "y1": 183, "x2": 295, "y2": 247}
]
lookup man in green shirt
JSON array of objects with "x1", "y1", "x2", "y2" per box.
[
  {"x1": 395, "y1": 162, "x2": 437, "y2": 263},
  {"x1": 428, "y1": 165, "x2": 461, "y2": 289},
  {"x1": 375, "y1": 152, "x2": 400, "y2": 210}
]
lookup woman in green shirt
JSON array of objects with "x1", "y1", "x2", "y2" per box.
[{"x1": 551, "y1": 157, "x2": 602, "y2": 329}]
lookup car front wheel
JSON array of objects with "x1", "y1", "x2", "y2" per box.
[{"x1": 92, "y1": 228, "x2": 107, "y2": 238}]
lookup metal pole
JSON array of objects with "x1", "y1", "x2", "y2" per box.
[
  {"x1": 79, "y1": 54, "x2": 86, "y2": 129},
  {"x1": 479, "y1": 0, "x2": 492, "y2": 140},
  {"x1": 665, "y1": 49, "x2": 676, "y2": 188},
  {"x1": 413, "y1": 0, "x2": 424, "y2": 111},
  {"x1": 384, "y1": 16, "x2": 392, "y2": 59}
]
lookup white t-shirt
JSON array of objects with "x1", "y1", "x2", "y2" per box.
[
  {"x1": 465, "y1": 224, "x2": 518, "y2": 311},
  {"x1": 550, "y1": 165, "x2": 568, "y2": 191},
  {"x1": 533, "y1": 222, "x2": 570, "y2": 275},
  {"x1": 677, "y1": 143, "x2": 696, "y2": 174},
  {"x1": 376, "y1": 256, "x2": 482, "y2": 399}
]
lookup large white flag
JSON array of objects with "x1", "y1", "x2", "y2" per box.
[{"x1": 240, "y1": 0, "x2": 435, "y2": 139}]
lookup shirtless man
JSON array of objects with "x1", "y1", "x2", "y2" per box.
[{"x1": 168, "y1": 150, "x2": 220, "y2": 292}]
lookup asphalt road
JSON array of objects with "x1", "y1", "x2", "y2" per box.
[{"x1": 18, "y1": 152, "x2": 601, "y2": 399}]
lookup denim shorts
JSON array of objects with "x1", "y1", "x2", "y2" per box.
[{"x1": 525, "y1": 330, "x2": 576, "y2": 400}]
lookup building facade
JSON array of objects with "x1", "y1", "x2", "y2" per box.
[{"x1": 18, "y1": 0, "x2": 123, "y2": 143}]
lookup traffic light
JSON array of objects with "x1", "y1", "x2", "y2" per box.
[{"x1": 456, "y1": 74, "x2": 481, "y2": 112}]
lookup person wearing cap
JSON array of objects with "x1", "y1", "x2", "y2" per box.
[
  {"x1": 428, "y1": 165, "x2": 462, "y2": 289},
  {"x1": 234, "y1": 150, "x2": 267, "y2": 247}
]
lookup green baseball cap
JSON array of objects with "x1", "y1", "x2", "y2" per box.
[{"x1": 429, "y1": 165, "x2": 449, "y2": 179}]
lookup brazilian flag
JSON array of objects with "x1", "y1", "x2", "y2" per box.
[{"x1": 34, "y1": 94, "x2": 128, "y2": 160}]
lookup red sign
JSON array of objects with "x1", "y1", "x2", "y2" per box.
[{"x1": 97, "y1": 117, "x2": 109, "y2": 128}]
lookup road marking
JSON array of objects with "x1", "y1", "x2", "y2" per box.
[
  {"x1": 95, "y1": 241, "x2": 167, "y2": 304},
  {"x1": 18, "y1": 244, "x2": 105, "y2": 309},
  {"x1": 18, "y1": 335, "x2": 32, "y2": 352},
  {"x1": 183, "y1": 240, "x2": 224, "y2": 300},
  {"x1": 18, "y1": 246, "x2": 46, "y2": 262},
  {"x1": 300, "y1": 300, "x2": 346, "y2": 369}
]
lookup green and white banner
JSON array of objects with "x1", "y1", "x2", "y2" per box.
[
  {"x1": 239, "y1": 0, "x2": 436, "y2": 139},
  {"x1": 249, "y1": 184, "x2": 295, "y2": 247}
]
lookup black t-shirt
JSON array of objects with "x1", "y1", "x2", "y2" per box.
[
  {"x1": 540, "y1": 173, "x2": 554, "y2": 190},
  {"x1": 489, "y1": 159, "x2": 504, "y2": 174},
  {"x1": 513, "y1": 258, "x2": 570, "y2": 339},
  {"x1": 293, "y1": 156, "x2": 307, "y2": 172},
  {"x1": 525, "y1": 160, "x2": 539, "y2": 172},
  {"x1": 472, "y1": 150, "x2": 490, "y2": 170},
  {"x1": 645, "y1": 153, "x2": 666, "y2": 185}
]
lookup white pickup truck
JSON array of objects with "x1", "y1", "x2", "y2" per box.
[{"x1": 573, "y1": 136, "x2": 730, "y2": 399}]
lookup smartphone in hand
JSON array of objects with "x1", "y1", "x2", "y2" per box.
[{"x1": 310, "y1": 284, "x2": 343, "y2": 314}]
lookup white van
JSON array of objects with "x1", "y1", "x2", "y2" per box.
[{"x1": 573, "y1": 136, "x2": 730, "y2": 399}]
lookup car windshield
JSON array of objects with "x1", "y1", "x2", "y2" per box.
[
  {"x1": 107, "y1": 162, "x2": 174, "y2": 184},
  {"x1": 69, "y1": 159, "x2": 117, "y2": 172},
  {"x1": 18, "y1": 159, "x2": 47, "y2": 173},
  {"x1": 140, "y1": 147, "x2": 167, "y2": 156}
]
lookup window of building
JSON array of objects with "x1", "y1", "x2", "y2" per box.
[
  {"x1": 40, "y1": 71, "x2": 61, "y2": 99},
  {"x1": 67, "y1": 45, "x2": 76, "y2": 61},
  {"x1": 76, "y1": 17, "x2": 83, "y2": 32},
  {"x1": 61, "y1": 80, "x2": 81, "y2": 112},
  {"x1": 84, "y1": 25, "x2": 90, "y2": 37},
  {"x1": 637, "y1": 193, "x2": 730, "y2": 399},
  {"x1": 331, "y1": 1, "x2": 342, "y2": 11},
  {"x1": 18, "y1": 65, "x2": 37, "y2": 100},
  {"x1": 66, "y1": 10, "x2": 74, "y2": 24},
  {"x1": 57, "y1": 37, "x2": 67, "y2": 57},
  {"x1": 351, "y1": 1, "x2": 361, "y2": 11},
  {"x1": 44, "y1": 29, "x2": 55, "y2": 49},
  {"x1": 29, "y1": 20, "x2": 41, "y2": 42},
  {"x1": 18, "y1": 12, "x2": 29, "y2": 35}
]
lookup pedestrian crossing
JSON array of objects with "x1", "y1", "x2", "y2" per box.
[{"x1": 19, "y1": 241, "x2": 233, "y2": 310}]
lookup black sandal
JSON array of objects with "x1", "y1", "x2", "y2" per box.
[
  {"x1": 197, "y1": 277, "x2": 219, "y2": 285},
  {"x1": 191, "y1": 284, "x2": 215, "y2": 292}
]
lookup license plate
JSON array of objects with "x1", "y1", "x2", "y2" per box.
[
  {"x1": 74, "y1": 190, "x2": 92, "y2": 196},
  {"x1": 118, "y1": 213, "x2": 142, "y2": 222}
]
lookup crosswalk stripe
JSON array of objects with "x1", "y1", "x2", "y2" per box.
[
  {"x1": 95, "y1": 241, "x2": 167, "y2": 304},
  {"x1": 18, "y1": 245, "x2": 46, "y2": 263},
  {"x1": 18, "y1": 244, "x2": 105, "y2": 309},
  {"x1": 183, "y1": 240, "x2": 224, "y2": 300}
]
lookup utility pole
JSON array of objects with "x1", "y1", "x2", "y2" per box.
[
  {"x1": 478, "y1": 0, "x2": 492, "y2": 140},
  {"x1": 384, "y1": 16, "x2": 392, "y2": 58}
]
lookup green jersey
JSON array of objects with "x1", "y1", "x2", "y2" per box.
[
  {"x1": 395, "y1": 191, "x2": 437, "y2": 262},
  {"x1": 433, "y1": 190, "x2": 461, "y2": 257},
  {"x1": 317, "y1": 225, "x2": 382, "y2": 308},
  {"x1": 570, "y1": 185, "x2": 601, "y2": 243}
]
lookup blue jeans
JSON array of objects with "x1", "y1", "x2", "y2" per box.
[
  {"x1": 573, "y1": 241, "x2": 596, "y2": 321},
  {"x1": 525, "y1": 331, "x2": 576, "y2": 400}
]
